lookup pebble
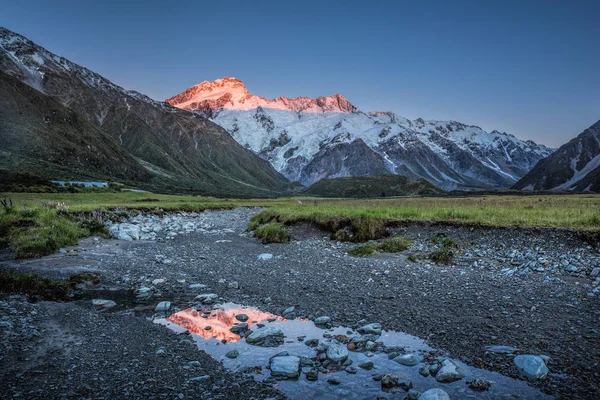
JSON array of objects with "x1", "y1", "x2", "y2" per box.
[
  {"x1": 225, "y1": 350, "x2": 239, "y2": 359},
  {"x1": 235, "y1": 314, "x2": 249, "y2": 322}
]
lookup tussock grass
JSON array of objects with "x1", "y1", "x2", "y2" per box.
[
  {"x1": 429, "y1": 233, "x2": 457, "y2": 264},
  {"x1": 379, "y1": 236, "x2": 413, "y2": 252},
  {"x1": 430, "y1": 249, "x2": 453, "y2": 264},
  {"x1": 348, "y1": 236, "x2": 413, "y2": 257},
  {"x1": 348, "y1": 243, "x2": 379, "y2": 256},
  {"x1": 253, "y1": 222, "x2": 290, "y2": 244},
  {"x1": 1, "y1": 207, "x2": 90, "y2": 258}
]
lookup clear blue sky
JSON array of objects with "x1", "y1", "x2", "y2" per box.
[{"x1": 2, "y1": 0, "x2": 599, "y2": 147}]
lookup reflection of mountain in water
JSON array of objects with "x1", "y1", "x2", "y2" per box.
[{"x1": 167, "y1": 306, "x2": 285, "y2": 342}]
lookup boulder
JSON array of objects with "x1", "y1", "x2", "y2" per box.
[
  {"x1": 420, "y1": 388, "x2": 450, "y2": 400},
  {"x1": 513, "y1": 355, "x2": 549, "y2": 380},
  {"x1": 393, "y1": 353, "x2": 421, "y2": 366},
  {"x1": 269, "y1": 355, "x2": 301, "y2": 379},
  {"x1": 435, "y1": 359, "x2": 465, "y2": 383},
  {"x1": 326, "y1": 342, "x2": 349, "y2": 362},
  {"x1": 357, "y1": 323, "x2": 382, "y2": 335},
  {"x1": 246, "y1": 326, "x2": 284, "y2": 347}
]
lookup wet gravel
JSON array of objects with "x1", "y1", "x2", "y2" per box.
[{"x1": 1, "y1": 208, "x2": 599, "y2": 399}]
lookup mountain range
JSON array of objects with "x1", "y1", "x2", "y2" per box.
[
  {"x1": 167, "y1": 77, "x2": 554, "y2": 190},
  {"x1": 1, "y1": 26, "x2": 598, "y2": 195},
  {"x1": 0, "y1": 27, "x2": 292, "y2": 197}
]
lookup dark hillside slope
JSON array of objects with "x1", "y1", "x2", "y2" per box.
[
  {"x1": 0, "y1": 71, "x2": 149, "y2": 182},
  {"x1": 301, "y1": 174, "x2": 442, "y2": 198},
  {"x1": 0, "y1": 27, "x2": 292, "y2": 197}
]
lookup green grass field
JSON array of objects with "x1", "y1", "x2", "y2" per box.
[{"x1": 1, "y1": 192, "x2": 599, "y2": 258}]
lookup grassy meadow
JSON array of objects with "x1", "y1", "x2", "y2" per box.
[{"x1": 0, "y1": 191, "x2": 599, "y2": 258}]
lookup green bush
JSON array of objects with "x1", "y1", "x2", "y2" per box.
[
  {"x1": 348, "y1": 236, "x2": 413, "y2": 257},
  {"x1": 254, "y1": 222, "x2": 291, "y2": 244},
  {"x1": 379, "y1": 236, "x2": 413, "y2": 252},
  {"x1": 430, "y1": 248, "x2": 453, "y2": 264},
  {"x1": 431, "y1": 233, "x2": 457, "y2": 249},
  {"x1": 348, "y1": 243, "x2": 379, "y2": 256}
]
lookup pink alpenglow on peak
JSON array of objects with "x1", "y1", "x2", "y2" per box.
[{"x1": 165, "y1": 77, "x2": 358, "y2": 113}]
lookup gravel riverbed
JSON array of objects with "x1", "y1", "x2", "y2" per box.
[{"x1": 1, "y1": 208, "x2": 599, "y2": 399}]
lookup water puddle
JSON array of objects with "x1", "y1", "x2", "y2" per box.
[{"x1": 155, "y1": 303, "x2": 551, "y2": 399}]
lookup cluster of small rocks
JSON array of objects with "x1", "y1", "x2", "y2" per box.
[
  {"x1": 258, "y1": 319, "x2": 479, "y2": 398},
  {"x1": 107, "y1": 211, "x2": 233, "y2": 241}
]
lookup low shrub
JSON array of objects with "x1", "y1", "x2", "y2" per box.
[
  {"x1": 348, "y1": 236, "x2": 413, "y2": 257},
  {"x1": 431, "y1": 233, "x2": 457, "y2": 249},
  {"x1": 348, "y1": 243, "x2": 379, "y2": 256},
  {"x1": 254, "y1": 222, "x2": 291, "y2": 244},
  {"x1": 430, "y1": 248, "x2": 453, "y2": 264},
  {"x1": 379, "y1": 236, "x2": 413, "y2": 252}
]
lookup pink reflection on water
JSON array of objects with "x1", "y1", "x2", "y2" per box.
[{"x1": 167, "y1": 306, "x2": 285, "y2": 342}]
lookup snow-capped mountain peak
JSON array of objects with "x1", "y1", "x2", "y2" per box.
[
  {"x1": 166, "y1": 77, "x2": 554, "y2": 190},
  {"x1": 165, "y1": 77, "x2": 357, "y2": 113}
]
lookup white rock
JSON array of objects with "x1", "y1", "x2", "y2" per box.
[
  {"x1": 435, "y1": 359, "x2": 465, "y2": 382},
  {"x1": 258, "y1": 253, "x2": 273, "y2": 260},
  {"x1": 420, "y1": 388, "x2": 450, "y2": 400},
  {"x1": 92, "y1": 299, "x2": 116, "y2": 311},
  {"x1": 514, "y1": 355, "x2": 549, "y2": 380}
]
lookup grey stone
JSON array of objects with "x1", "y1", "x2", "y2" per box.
[
  {"x1": 484, "y1": 345, "x2": 519, "y2": 354},
  {"x1": 235, "y1": 314, "x2": 249, "y2": 322},
  {"x1": 420, "y1": 388, "x2": 450, "y2": 400},
  {"x1": 435, "y1": 359, "x2": 465, "y2": 383},
  {"x1": 358, "y1": 361, "x2": 374, "y2": 370},
  {"x1": 246, "y1": 326, "x2": 284, "y2": 347},
  {"x1": 195, "y1": 293, "x2": 218, "y2": 304},
  {"x1": 393, "y1": 353, "x2": 420, "y2": 366},
  {"x1": 314, "y1": 316, "x2": 331, "y2": 326},
  {"x1": 228, "y1": 281, "x2": 239, "y2": 289},
  {"x1": 91, "y1": 299, "x2": 116, "y2": 311},
  {"x1": 154, "y1": 301, "x2": 171, "y2": 312},
  {"x1": 326, "y1": 342, "x2": 349, "y2": 362},
  {"x1": 357, "y1": 323, "x2": 382, "y2": 335},
  {"x1": 230, "y1": 323, "x2": 248, "y2": 334},
  {"x1": 514, "y1": 355, "x2": 549, "y2": 380},
  {"x1": 269, "y1": 355, "x2": 301, "y2": 379},
  {"x1": 225, "y1": 350, "x2": 239, "y2": 359}
]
